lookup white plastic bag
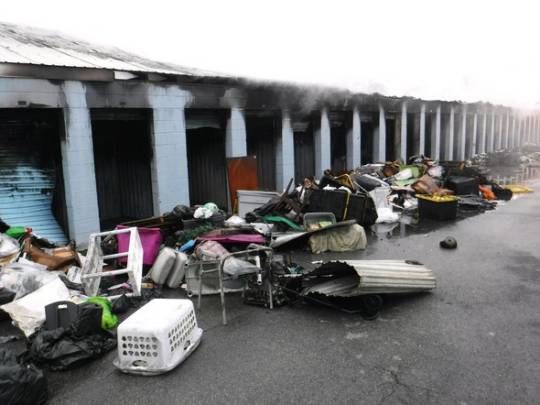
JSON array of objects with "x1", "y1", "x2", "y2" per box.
[
  {"x1": 0, "y1": 278, "x2": 70, "y2": 336},
  {"x1": 0, "y1": 261, "x2": 58, "y2": 299},
  {"x1": 225, "y1": 215, "x2": 246, "y2": 227},
  {"x1": 0, "y1": 234, "x2": 19, "y2": 258}
]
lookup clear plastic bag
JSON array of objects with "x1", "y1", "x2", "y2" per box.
[{"x1": 0, "y1": 261, "x2": 58, "y2": 299}]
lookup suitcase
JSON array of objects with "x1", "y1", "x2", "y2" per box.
[
  {"x1": 149, "y1": 248, "x2": 176, "y2": 285},
  {"x1": 166, "y1": 252, "x2": 188, "y2": 288}
]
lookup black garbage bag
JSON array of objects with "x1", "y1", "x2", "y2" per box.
[
  {"x1": 111, "y1": 294, "x2": 131, "y2": 314},
  {"x1": 29, "y1": 303, "x2": 116, "y2": 371},
  {"x1": 0, "y1": 349, "x2": 47, "y2": 405}
]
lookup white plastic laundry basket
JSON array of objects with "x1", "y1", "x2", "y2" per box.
[{"x1": 113, "y1": 299, "x2": 203, "y2": 375}]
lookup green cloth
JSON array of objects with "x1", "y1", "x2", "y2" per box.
[
  {"x1": 85, "y1": 297, "x2": 118, "y2": 329},
  {"x1": 263, "y1": 215, "x2": 304, "y2": 231},
  {"x1": 5, "y1": 227, "x2": 27, "y2": 239}
]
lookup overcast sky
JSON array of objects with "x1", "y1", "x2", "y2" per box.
[{"x1": 3, "y1": 0, "x2": 540, "y2": 109}]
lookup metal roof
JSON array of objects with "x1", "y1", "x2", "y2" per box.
[{"x1": 0, "y1": 22, "x2": 227, "y2": 78}]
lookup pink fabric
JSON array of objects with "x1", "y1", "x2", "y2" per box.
[{"x1": 116, "y1": 225, "x2": 162, "y2": 265}]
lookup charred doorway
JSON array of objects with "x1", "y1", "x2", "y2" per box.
[
  {"x1": 292, "y1": 114, "x2": 315, "y2": 184},
  {"x1": 385, "y1": 116, "x2": 397, "y2": 161},
  {"x1": 185, "y1": 109, "x2": 228, "y2": 209},
  {"x1": 91, "y1": 109, "x2": 154, "y2": 230},
  {"x1": 407, "y1": 112, "x2": 416, "y2": 159},
  {"x1": 425, "y1": 112, "x2": 433, "y2": 156},
  {"x1": 0, "y1": 109, "x2": 67, "y2": 243},
  {"x1": 361, "y1": 113, "x2": 376, "y2": 164},
  {"x1": 329, "y1": 111, "x2": 350, "y2": 173},
  {"x1": 246, "y1": 111, "x2": 277, "y2": 191}
]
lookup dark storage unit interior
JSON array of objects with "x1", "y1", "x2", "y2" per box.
[
  {"x1": 330, "y1": 111, "x2": 349, "y2": 173},
  {"x1": 246, "y1": 113, "x2": 277, "y2": 191},
  {"x1": 425, "y1": 113, "x2": 433, "y2": 156},
  {"x1": 465, "y1": 113, "x2": 474, "y2": 155},
  {"x1": 91, "y1": 109, "x2": 154, "y2": 230},
  {"x1": 453, "y1": 113, "x2": 460, "y2": 158},
  {"x1": 293, "y1": 117, "x2": 315, "y2": 184},
  {"x1": 385, "y1": 117, "x2": 397, "y2": 161},
  {"x1": 440, "y1": 114, "x2": 449, "y2": 159},
  {"x1": 0, "y1": 109, "x2": 68, "y2": 242},
  {"x1": 186, "y1": 110, "x2": 228, "y2": 209},
  {"x1": 361, "y1": 118, "x2": 374, "y2": 164},
  {"x1": 406, "y1": 112, "x2": 415, "y2": 159}
]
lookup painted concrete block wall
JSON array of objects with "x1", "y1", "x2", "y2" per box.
[
  {"x1": 347, "y1": 107, "x2": 361, "y2": 168},
  {"x1": 60, "y1": 81, "x2": 100, "y2": 246},
  {"x1": 314, "y1": 108, "x2": 331, "y2": 176},
  {"x1": 148, "y1": 85, "x2": 191, "y2": 214},
  {"x1": 225, "y1": 106, "x2": 247, "y2": 157},
  {"x1": 400, "y1": 102, "x2": 407, "y2": 162},
  {"x1": 276, "y1": 110, "x2": 295, "y2": 191}
]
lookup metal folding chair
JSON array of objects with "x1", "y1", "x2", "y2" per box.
[{"x1": 196, "y1": 246, "x2": 273, "y2": 325}]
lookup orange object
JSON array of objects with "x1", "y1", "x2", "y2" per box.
[
  {"x1": 226, "y1": 156, "x2": 259, "y2": 212},
  {"x1": 479, "y1": 185, "x2": 496, "y2": 200}
]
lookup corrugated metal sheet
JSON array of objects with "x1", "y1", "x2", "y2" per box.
[
  {"x1": 304, "y1": 260, "x2": 436, "y2": 296},
  {"x1": 0, "y1": 22, "x2": 226, "y2": 78},
  {"x1": 0, "y1": 111, "x2": 67, "y2": 243}
]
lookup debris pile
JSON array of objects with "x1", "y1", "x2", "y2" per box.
[{"x1": 0, "y1": 149, "x2": 537, "y2": 403}]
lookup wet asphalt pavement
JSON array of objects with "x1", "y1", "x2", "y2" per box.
[{"x1": 1, "y1": 181, "x2": 540, "y2": 404}]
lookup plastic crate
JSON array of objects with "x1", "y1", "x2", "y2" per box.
[
  {"x1": 114, "y1": 299, "x2": 203, "y2": 375},
  {"x1": 417, "y1": 195, "x2": 458, "y2": 220},
  {"x1": 303, "y1": 212, "x2": 336, "y2": 231}
]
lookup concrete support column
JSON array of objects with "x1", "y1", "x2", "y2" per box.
[
  {"x1": 60, "y1": 81, "x2": 100, "y2": 246},
  {"x1": 347, "y1": 106, "x2": 361, "y2": 168},
  {"x1": 528, "y1": 116, "x2": 532, "y2": 144},
  {"x1": 514, "y1": 117, "x2": 523, "y2": 148},
  {"x1": 431, "y1": 105, "x2": 441, "y2": 159},
  {"x1": 400, "y1": 102, "x2": 407, "y2": 162},
  {"x1": 511, "y1": 114, "x2": 516, "y2": 148},
  {"x1": 375, "y1": 104, "x2": 386, "y2": 162},
  {"x1": 479, "y1": 110, "x2": 487, "y2": 154},
  {"x1": 419, "y1": 104, "x2": 426, "y2": 156},
  {"x1": 444, "y1": 107, "x2": 455, "y2": 161},
  {"x1": 536, "y1": 116, "x2": 540, "y2": 144},
  {"x1": 275, "y1": 110, "x2": 295, "y2": 191},
  {"x1": 314, "y1": 107, "x2": 331, "y2": 176},
  {"x1": 497, "y1": 114, "x2": 503, "y2": 150},
  {"x1": 458, "y1": 105, "x2": 467, "y2": 160},
  {"x1": 225, "y1": 106, "x2": 247, "y2": 157},
  {"x1": 488, "y1": 111, "x2": 495, "y2": 152},
  {"x1": 504, "y1": 111, "x2": 510, "y2": 149},
  {"x1": 148, "y1": 85, "x2": 191, "y2": 213},
  {"x1": 470, "y1": 112, "x2": 478, "y2": 157}
]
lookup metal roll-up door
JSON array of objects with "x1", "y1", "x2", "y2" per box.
[{"x1": 0, "y1": 109, "x2": 67, "y2": 243}]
